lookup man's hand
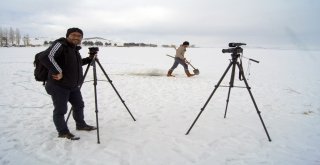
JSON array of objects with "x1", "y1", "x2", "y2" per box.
[
  {"x1": 185, "y1": 59, "x2": 190, "y2": 64},
  {"x1": 52, "y1": 73, "x2": 63, "y2": 80}
]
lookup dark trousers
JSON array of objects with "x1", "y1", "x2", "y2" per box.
[
  {"x1": 169, "y1": 57, "x2": 189, "y2": 71},
  {"x1": 45, "y1": 82, "x2": 87, "y2": 134}
]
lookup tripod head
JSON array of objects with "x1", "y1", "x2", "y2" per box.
[
  {"x1": 88, "y1": 47, "x2": 99, "y2": 61},
  {"x1": 89, "y1": 47, "x2": 99, "y2": 55},
  {"x1": 222, "y1": 42, "x2": 259, "y2": 63},
  {"x1": 222, "y1": 42, "x2": 244, "y2": 61},
  {"x1": 221, "y1": 42, "x2": 248, "y2": 86}
]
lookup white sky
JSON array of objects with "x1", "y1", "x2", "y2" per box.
[{"x1": 1, "y1": 0, "x2": 319, "y2": 47}]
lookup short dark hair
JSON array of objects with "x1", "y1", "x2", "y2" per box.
[
  {"x1": 182, "y1": 41, "x2": 189, "y2": 46},
  {"x1": 66, "y1": 27, "x2": 83, "y2": 37}
]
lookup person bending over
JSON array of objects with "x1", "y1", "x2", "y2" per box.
[{"x1": 167, "y1": 41, "x2": 194, "y2": 77}]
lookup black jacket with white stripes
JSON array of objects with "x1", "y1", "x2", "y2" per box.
[{"x1": 39, "y1": 38, "x2": 91, "y2": 88}]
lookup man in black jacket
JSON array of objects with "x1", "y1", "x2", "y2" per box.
[{"x1": 40, "y1": 27, "x2": 96, "y2": 140}]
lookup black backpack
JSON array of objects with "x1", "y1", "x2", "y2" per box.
[{"x1": 33, "y1": 51, "x2": 48, "y2": 85}]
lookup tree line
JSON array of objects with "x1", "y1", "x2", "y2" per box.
[
  {"x1": 1, "y1": 26, "x2": 195, "y2": 48},
  {"x1": 43, "y1": 40, "x2": 114, "y2": 47},
  {"x1": 44, "y1": 40, "x2": 158, "y2": 47},
  {"x1": 0, "y1": 27, "x2": 30, "y2": 47}
]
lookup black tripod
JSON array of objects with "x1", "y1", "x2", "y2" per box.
[
  {"x1": 66, "y1": 51, "x2": 136, "y2": 144},
  {"x1": 185, "y1": 50, "x2": 271, "y2": 142}
]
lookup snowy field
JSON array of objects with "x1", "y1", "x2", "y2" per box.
[{"x1": 0, "y1": 46, "x2": 319, "y2": 165}]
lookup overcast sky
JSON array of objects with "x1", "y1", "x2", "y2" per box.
[{"x1": 1, "y1": 0, "x2": 319, "y2": 47}]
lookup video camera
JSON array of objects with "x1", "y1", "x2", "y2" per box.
[
  {"x1": 89, "y1": 47, "x2": 99, "y2": 55},
  {"x1": 222, "y1": 42, "x2": 246, "y2": 54}
]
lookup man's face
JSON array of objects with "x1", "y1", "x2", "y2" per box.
[{"x1": 67, "y1": 32, "x2": 83, "y2": 45}]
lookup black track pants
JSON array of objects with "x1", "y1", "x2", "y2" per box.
[{"x1": 45, "y1": 82, "x2": 87, "y2": 134}]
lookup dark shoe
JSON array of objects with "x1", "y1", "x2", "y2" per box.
[
  {"x1": 58, "y1": 132, "x2": 80, "y2": 140},
  {"x1": 185, "y1": 70, "x2": 194, "y2": 77},
  {"x1": 76, "y1": 125, "x2": 97, "y2": 131},
  {"x1": 167, "y1": 70, "x2": 174, "y2": 77}
]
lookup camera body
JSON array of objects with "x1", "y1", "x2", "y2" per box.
[
  {"x1": 89, "y1": 47, "x2": 99, "y2": 55},
  {"x1": 222, "y1": 47, "x2": 243, "y2": 54},
  {"x1": 222, "y1": 42, "x2": 246, "y2": 54}
]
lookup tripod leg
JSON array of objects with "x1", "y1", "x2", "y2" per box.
[
  {"x1": 224, "y1": 86, "x2": 232, "y2": 118},
  {"x1": 236, "y1": 62, "x2": 272, "y2": 142},
  {"x1": 224, "y1": 60, "x2": 237, "y2": 118},
  {"x1": 66, "y1": 62, "x2": 91, "y2": 123},
  {"x1": 186, "y1": 62, "x2": 233, "y2": 135},
  {"x1": 96, "y1": 59, "x2": 136, "y2": 121},
  {"x1": 92, "y1": 60, "x2": 101, "y2": 144}
]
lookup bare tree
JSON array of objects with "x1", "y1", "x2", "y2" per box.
[
  {"x1": 23, "y1": 34, "x2": 30, "y2": 46},
  {"x1": 3, "y1": 28, "x2": 8, "y2": 46},
  {"x1": 0, "y1": 27, "x2": 3, "y2": 47},
  {"x1": 15, "y1": 28, "x2": 21, "y2": 46},
  {"x1": 9, "y1": 27, "x2": 15, "y2": 45}
]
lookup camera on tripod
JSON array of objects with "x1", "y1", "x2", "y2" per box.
[
  {"x1": 186, "y1": 42, "x2": 271, "y2": 142},
  {"x1": 89, "y1": 47, "x2": 99, "y2": 55},
  {"x1": 222, "y1": 42, "x2": 246, "y2": 54}
]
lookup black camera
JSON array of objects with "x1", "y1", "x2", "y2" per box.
[
  {"x1": 222, "y1": 42, "x2": 246, "y2": 54},
  {"x1": 222, "y1": 47, "x2": 243, "y2": 54},
  {"x1": 89, "y1": 47, "x2": 99, "y2": 55}
]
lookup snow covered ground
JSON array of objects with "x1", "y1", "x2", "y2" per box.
[{"x1": 0, "y1": 46, "x2": 319, "y2": 165}]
